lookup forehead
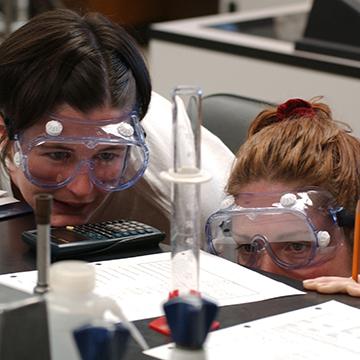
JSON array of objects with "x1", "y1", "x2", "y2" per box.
[
  {"x1": 237, "y1": 181, "x2": 298, "y2": 195},
  {"x1": 21, "y1": 105, "x2": 130, "y2": 138},
  {"x1": 54, "y1": 104, "x2": 125, "y2": 120},
  {"x1": 231, "y1": 191, "x2": 337, "y2": 238},
  {"x1": 235, "y1": 181, "x2": 306, "y2": 207}
]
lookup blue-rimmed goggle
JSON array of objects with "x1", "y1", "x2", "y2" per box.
[
  {"x1": 12, "y1": 111, "x2": 148, "y2": 192},
  {"x1": 206, "y1": 189, "x2": 347, "y2": 270}
]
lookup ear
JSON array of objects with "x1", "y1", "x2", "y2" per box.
[
  {"x1": 0, "y1": 114, "x2": 15, "y2": 172},
  {"x1": 0, "y1": 114, "x2": 6, "y2": 138}
]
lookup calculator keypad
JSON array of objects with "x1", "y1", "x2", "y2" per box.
[{"x1": 71, "y1": 220, "x2": 157, "y2": 241}]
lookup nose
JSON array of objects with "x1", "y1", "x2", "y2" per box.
[
  {"x1": 255, "y1": 252, "x2": 279, "y2": 274},
  {"x1": 66, "y1": 171, "x2": 94, "y2": 197}
]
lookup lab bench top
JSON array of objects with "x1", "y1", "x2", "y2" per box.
[
  {"x1": 0, "y1": 209, "x2": 359, "y2": 360},
  {"x1": 150, "y1": 1, "x2": 360, "y2": 79}
]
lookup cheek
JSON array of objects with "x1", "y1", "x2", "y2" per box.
[
  {"x1": 88, "y1": 192, "x2": 106, "y2": 207},
  {"x1": 9, "y1": 165, "x2": 56, "y2": 208},
  {"x1": 285, "y1": 267, "x2": 323, "y2": 281},
  {"x1": 293, "y1": 254, "x2": 352, "y2": 280},
  {"x1": 8, "y1": 160, "x2": 22, "y2": 187},
  {"x1": 10, "y1": 166, "x2": 36, "y2": 201},
  {"x1": 93, "y1": 188, "x2": 110, "y2": 204}
]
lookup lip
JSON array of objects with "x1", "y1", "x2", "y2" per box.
[{"x1": 52, "y1": 199, "x2": 93, "y2": 215}]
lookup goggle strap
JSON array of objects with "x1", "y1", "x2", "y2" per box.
[
  {"x1": 337, "y1": 208, "x2": 355, "y2": 228},
  {"x1": 4, "y1": 116, "x2": 15, "y2": 140}
]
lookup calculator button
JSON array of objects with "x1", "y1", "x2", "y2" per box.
[{"x1": 87, "y1": 233, "x2": 98, "y2": 239}]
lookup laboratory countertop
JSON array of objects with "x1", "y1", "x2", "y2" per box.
[
  {"x1": 129, "y1": 272, "x2": 360, "y2": 359},
  {"x1": 0, "y1": 211, "x2": 163, "y2": 275},
  {"x1": 150, "y1": 1, "x2": 360, "y2": 79},
  {"x1": 1, "y1": 211, "x2": 360, "y2": 359}
]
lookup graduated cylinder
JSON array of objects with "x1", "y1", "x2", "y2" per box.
[{"x1": 169, "y1": 86, "x2": 209, "y2": 295}]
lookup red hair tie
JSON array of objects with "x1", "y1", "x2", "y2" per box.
[{"x1": 276, "y1": 98, "x2": 315, "y2": 120}]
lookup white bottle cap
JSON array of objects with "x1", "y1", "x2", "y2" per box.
[{"x1": 50, "y1": 260, "x2": 95, "y2": 294}]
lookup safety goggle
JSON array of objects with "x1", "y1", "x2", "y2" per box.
[
  {"x1": 12, "y1": 111, "x2": 148, "y2": 191},
  {"x1": 206, "y1": 189, "x2": 346, "y2": 270}
]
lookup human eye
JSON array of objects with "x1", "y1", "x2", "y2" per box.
[
  {"x1": 45, "y1": 151, "x2": 71, "y2": 162},
  {"x1": 95, "y1": 150, "x2": 126, "y2": 164},
  {"x1": 236, "y1": 242, "x2": 259, "y2": 266},
  {"x1": 282, "y1": 242, "x2": 311, "y2": 254},
  {"x1": 96, "y1": 152, "x2": 117, "y2": 162},
  {"x1": 95, "y1": 146, "x2": 127, "y2": 164},
  {"x1": 233, "y1": 232, "x2": 256, "y2": 254},
  {"x1": 34, "y1": 144, "x2": 73, "y2": 162},
  {"x1": 236, "y1": 243, "x2": 255, "y2": 254}
]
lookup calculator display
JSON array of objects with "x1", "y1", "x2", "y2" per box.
[{"x1": 51, "y1": 229, "x2": 87, "y2": 244}]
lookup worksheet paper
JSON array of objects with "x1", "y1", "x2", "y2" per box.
[
  {"x1": 0, "y1": 189, "x2": 19, "y2": 206},
  {"x1": 145, "y1": 300, "x2": 360, "y2": 360},
  {"x1": 0, "y1": 251, "x2": 303, "y2": 321}
]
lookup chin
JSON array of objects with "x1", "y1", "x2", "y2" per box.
[{"x1": 50, "y1": 214, "x2": 91, "y2": 227}]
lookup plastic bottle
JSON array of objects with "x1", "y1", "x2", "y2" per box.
[{"x1": 46, "y1": 260, "x2": 148, "y2": 360}]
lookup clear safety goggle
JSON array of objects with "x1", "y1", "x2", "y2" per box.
[
  {"x1": 12, "y1": 111, "x2": 149, "y2": 191},
  {"x1": 206, "y1": 189, "x2": 346, "y2": 270}
]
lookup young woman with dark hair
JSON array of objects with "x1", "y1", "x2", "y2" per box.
[{"x1": 0, "y1": 9, "x2": 234, "y2": 237}]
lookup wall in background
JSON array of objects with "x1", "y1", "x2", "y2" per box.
[
  {"x1": 61, "y1": 0, "x2": 219, "y2": 26},
  {"x1": 219, "y1": 0, "x2": 305, "y2": 12},
  {"x1": 61, "y1": 0, "x2": 218, "y2": 43}
]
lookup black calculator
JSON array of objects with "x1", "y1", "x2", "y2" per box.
[{"x1": 22, "y1": 219, "x2": 165, "y2": 257}]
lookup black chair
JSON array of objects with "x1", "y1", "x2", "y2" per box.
[{"x1": 202, "y1": 93, "x2": 273, "y2": 154}]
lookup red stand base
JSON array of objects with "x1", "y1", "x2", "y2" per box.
[
  {"x1": 149, "y1": 315, "x2": 220, "y2": 336},
  {"x1": 148, "y1": 316, "x2": 172, "y2": 336}
]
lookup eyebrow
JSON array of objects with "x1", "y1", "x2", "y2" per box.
[
  {"x1": 96, "y1": 145, "x2": 127, "y2": 151},
  {"x1": 36, "y1": 143, "x2": 74, "y2": 151},
  {"x1": 275, "y1": 231, "x2": 313, "y2": 242},
  {"x1": 232, "y1": 230, "x2": 312, "y2": 244},
  {"x1": 36, "y1": 143, "x2": 126, "y2": 151},
  {"x1": 232, "y1": 233, "x2": 253, "y2": 243}
]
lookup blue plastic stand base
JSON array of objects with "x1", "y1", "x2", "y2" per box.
[
  {"x1": 73, "y1": 323, "x2": 130, "y2": 360},
  {"x1": 163, "y1": 294, "x2": 219, "y2": 350}
]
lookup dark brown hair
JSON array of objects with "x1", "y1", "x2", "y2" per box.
[{"x1": 0, "y1": 8, "x2": 151, "y2": 158}]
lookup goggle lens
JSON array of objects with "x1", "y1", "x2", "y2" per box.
[
  {"x1": 206, "y1": 190, "x2": 345, "y2": 270},
  {"x1": 14, "y1": 112, "x2": 149, "y2": 191}
]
